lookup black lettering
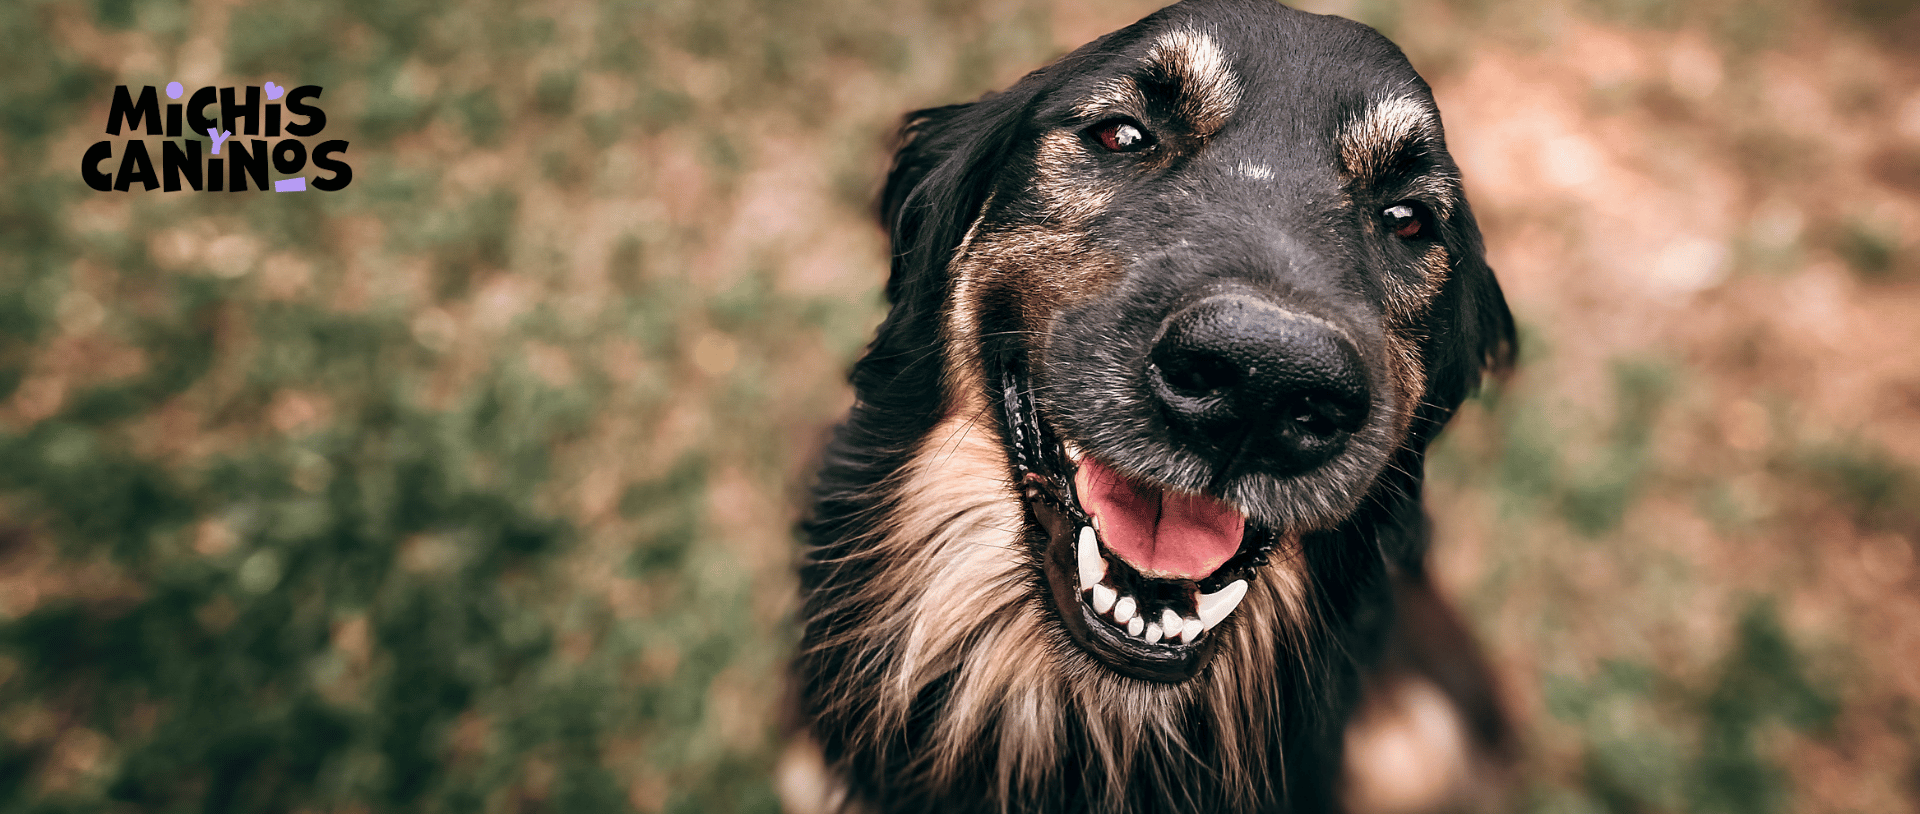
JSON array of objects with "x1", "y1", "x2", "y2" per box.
[
  {"x1": 284, "y1": 86, "x2": 326, "y2": 137},
  {"x1": 267, "y1": 104, "x2": 280, "y2": 137},
  {"x1": 114, "y1": 140, "x2": 158, "y2": 191},
  {"x1": 208, "y1": 158, "x2": 223, "y2": 191},
  {"x1": 221, "y1": 86, "x2": 261, "y2": 136},
  {"x1": 228, "y1": 139, "x2": 268, "y2": 191},
  {"x1": 82, "y1": 141, "x2": 114, "y2": 191},
  {"x1": 163, "y1": 140, "x2": 203, "y2": 192},
  {"x1": 187, "y1": 86, "x2": 219, "y2": 137},
  {"x1": 106, "y1": 85, "x2": 161, "y2": 135},
  {"x1": 271, "y1": 139, "x2": 306, "y2": 175},
  {"x1": 166, "y1": 104, "x2": 181, "y2": 137},
  {"x1": 312, "y1": 140, "x2": 351, "y2": 191}
]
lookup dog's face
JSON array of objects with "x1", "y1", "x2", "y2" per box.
[{"x1": 876, "y1": 0, "x2": 1512, "y2": 685}]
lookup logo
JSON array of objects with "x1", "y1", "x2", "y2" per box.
[{"x1": 82, "y1": 81, "x2": 351, "y2": 192}]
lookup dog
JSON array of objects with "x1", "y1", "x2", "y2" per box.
[{"x1": 786, "y1": 1, "x2": 1517, "y2": 811}]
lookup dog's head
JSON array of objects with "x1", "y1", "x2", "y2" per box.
[{"x1": 866, "y1": 0, "x2": 1512, "y2": 684}]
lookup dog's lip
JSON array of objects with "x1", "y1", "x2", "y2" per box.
[
  {"x1": 997, "y1": 359, "x2": 1272, "y2": 681},
  {"x1": 1029, "y1": 481, "x2": 1219, "y2": 682},
  {"x1": 1021, "y1": 439, "x2": 1271, "y2": 683}
]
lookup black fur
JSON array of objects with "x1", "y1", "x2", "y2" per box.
[{"x1": 795, "y1": 1, "x2": 1515, "y2": 811}]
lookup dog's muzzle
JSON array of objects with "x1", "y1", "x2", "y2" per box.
[{"x1": 1020, "y1": 287, "x2": 1379, "y2": 682}]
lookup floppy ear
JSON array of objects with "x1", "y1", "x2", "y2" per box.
[
  {"x1": 1369, "y1": 202, "x2": 1514, "y2": 568},
  {"x1": 1409, "y1": 201, "x2": 1516, "y2": 449},
  {"x1": 808, "y1": 90, "x2": 1041, "y2": 540},
  {"x1": 1368, "y1": 220, "x2": 1520, "y2": 752},
  {"x1": 855, "y1": 88, "x2": 1044, "y2": 399},
  {"x1": 875, "y1": 93, "x2": 1038, "y2": 329}
]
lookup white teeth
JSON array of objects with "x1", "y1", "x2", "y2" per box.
[
  {"x1": 1073, "y1": 533, "x2": 1247, "y2": 646},
  {"x1": 1179, "y1": 617, "x2": 1204, "y2": 643},
  {"x1": 1076, "y1": 527, "x2": 1105, "y2": 589},
  {"x1": 1091, "y1": 584, "x2": 1117, "y2": 614},
  {"x1": 1195, "y1": 580, "x2": 1249, "y2": 630},
  {"x1": 1063, "y1": 442, "x2": 1085, "y2": 463}
]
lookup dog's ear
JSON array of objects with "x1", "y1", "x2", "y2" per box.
[
  {"x1": 875, "y1": 92, "x2": 1036, "y2": 311},
  {"x1": 1411, "y1": 202, "x2": 1517, "y2": 447},
  {"x1": 878, "y1": 102, "x2": 987, "y2": 251},
  {"x1": 857, "y1": 88, "x2": 1042, "y2": 388},
  {"x1": 810, "y1": 92, "x2": 1044, "y2": 546},
  {"x1": 1451, "y1": 207, "x2": 1517, "y2": 389}
]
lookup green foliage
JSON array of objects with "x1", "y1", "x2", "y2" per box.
[
  {"x1": 1833, "y1": 219, "x2": 1901, "y2": 280},
  {"x1": 1792, "y1": 441, "x2": 1920, "y2": 533},
  {"x1": 1481, "y1": 357, "x2": 1674, "y2": 536},
  {"x1": 1538, "y1": 602, "x2": 1837, "y2": 814}
]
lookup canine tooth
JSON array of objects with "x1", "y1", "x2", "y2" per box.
[
  {"x1": 1127, "y1": 616, "x2": 1144, "y2": 637},
  {"x1": 1113, "y1": 596, "x2": 1137, "y2": 624},
  {"x1": 1179, "y1": 617, "x2": 1204, "y2": 643},
  {"x1": 1160, "y1": 609, "x2": 1182, "y2": 633},
  {"x1": 1076, "y1": 527, "x2": 1105, "y2": 588},
  {"x1": 1196, "y1": 580, "x2": 1249, "y2": 630},
  {"x1": 1091, "y1": 584, "x2": 1117, "y2": 614},
  {"x1": 1063, "y1": 442, "x2": 1085, "y2": 463},
  {"x1": 1144, "y1": 623, "x2": 1163, "y2": 644}
]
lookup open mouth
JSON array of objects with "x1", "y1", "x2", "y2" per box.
[{"x1": 1002, "y1": 370, "x2": 1280, "y2": 683}]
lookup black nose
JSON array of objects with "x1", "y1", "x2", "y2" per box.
[{"x1": 1147, "y1": 294, "x2": 1371, "y2": 474}]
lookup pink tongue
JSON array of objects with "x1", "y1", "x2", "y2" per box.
[{"x1": 1072, "y1": 458, "x2": 1245, "y2": 580}]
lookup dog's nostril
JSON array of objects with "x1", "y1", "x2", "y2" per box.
[
  {"x1": 1148, "y1": 294, "x2": 1371, "y2": 473},
  {"x1": 1154, "y1": 349, "x2": 1242, "y2": 397},
  {"x1": 1287, "y1": 392, "x2": 1363, "y2": 437}
]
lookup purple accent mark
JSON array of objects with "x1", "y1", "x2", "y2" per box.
[
  {"x1": 209, "y1": 128, "x2": 232, "y2": 155},
  {"x1": 166, "y1": 81, "x2": 184, "y2": 100},
  {"x1": 265, "y1": 81, "x2": 285, "y2": 100},
  {"x1": 275, "y1": 177, "x2": 307, "y2": 192}
]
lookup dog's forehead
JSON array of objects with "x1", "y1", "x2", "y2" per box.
[{"x1": 1054, "y1": 2, "x2": 1436, "y2": 144}]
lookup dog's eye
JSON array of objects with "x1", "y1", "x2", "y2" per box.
[
  {"x1": 1089, "y1": 119, "x2": 1153, "y2": 153},
  {"x1": 1382, "y1": 202, "x2": 1431, "y2": 240}
]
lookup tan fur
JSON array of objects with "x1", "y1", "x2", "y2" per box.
[
  {"x1": 1338, "y1": 96, "x2": 1447, "y2": 203},
  {"x1": 1380, "y1": 247, "x2": 1447, "y2": 429},
  {"x1": 1034, "y1": 131, "x2": 1120, "y2": 225},
  {"x1": 944, "y1": 126, "x2": 1121, "y2": 375},
  {"x1": 1146, "y1": 29, "x2": 1241, "y2": 138},
  {"x1": 1380, "y1": 245, "x2": 1450, "y2": 324},
  {"x1": 797, "y1": 31, "x2": 1506, "y2": 814},
  {"x1": 1071, "y1": 77, "x2": 1149, "y2": 122},
  {"x1": 777, "y1": 735, "x2": 865, "y2": 814},
  {"x1": 1339, "y1": 97, "x2": 1462, "y2": 420},
  {"x1": 798, "y1": 397, "x2": 1319, "y2": 809},
  {"x1": 944, "y1": 218, "x2": 1124, "y2": 378},
  {"x1": 1340, "y1": 674, "x2": 1474, "y2": 814}
]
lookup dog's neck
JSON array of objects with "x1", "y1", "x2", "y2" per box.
[{"x1": 796, "y1": 409, "x2": 1363, "y2": 813}]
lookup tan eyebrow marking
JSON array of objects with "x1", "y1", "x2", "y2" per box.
[
  {"x1": 1339, "y1": 95, "x2": 1459, "y2": 217},
  {"x1": 1072, "y1": 77, "x2": 1148, "y2": 121},
  {"x1": 1144, "y1": 28, "x2": 1240, "y2": 137}
]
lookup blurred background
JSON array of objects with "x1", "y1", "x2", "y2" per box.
[{"x1": 2, "y1": 0, "x2": 1917, "y2": 811}]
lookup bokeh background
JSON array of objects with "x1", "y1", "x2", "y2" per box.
[{"x1": 3, "y1": 0, "x2": 1918, "y2": 811}]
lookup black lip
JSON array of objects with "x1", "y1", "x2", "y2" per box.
[
  {"x1": 1027, "y1": 486, "x2": 1217, "y2": 682},
  {"x1": 997, "y1": 364, "x2": 1276, "y2": 684}
]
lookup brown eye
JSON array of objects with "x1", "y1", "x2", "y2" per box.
[
  {"x1": 1382, "y1": 202, "x2": 1430, "y2": 240},
  {"x1": 1090, "y1": 119, "x2": 1152, "y2": 153}
]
